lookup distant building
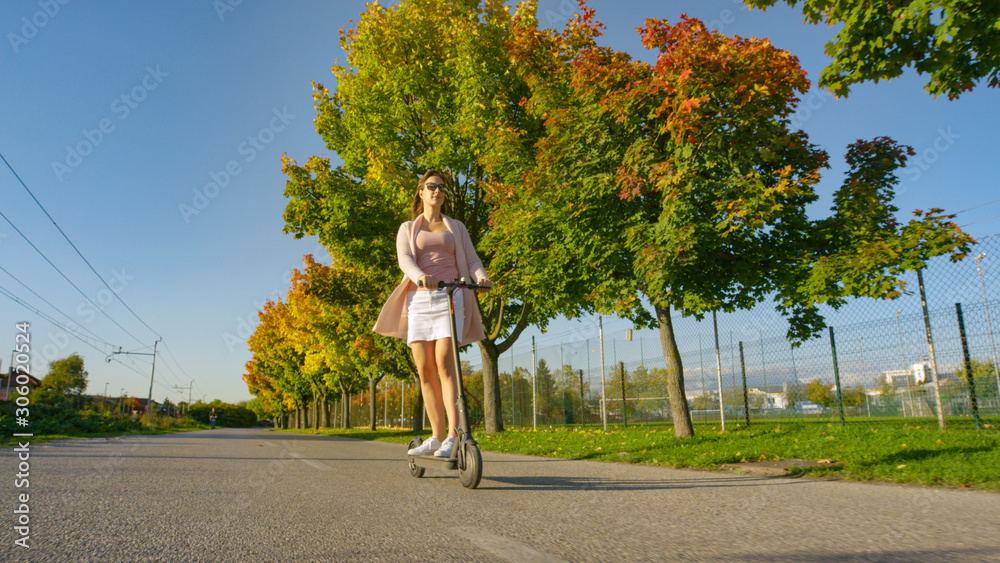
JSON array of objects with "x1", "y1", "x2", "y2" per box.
[
  {"x1": 882, "y1": 363, "x2": 932, "y2": 387},
  {"x1": 0, "y1": 370, "x2": 42, "y2": 401},
  {"x1": 748, "y1": 387, "x2": 787, "y2": 409}
]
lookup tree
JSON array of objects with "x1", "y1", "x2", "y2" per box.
[
  {"x1": 745, "y1": 0, "x2": 1000, "y2": 99},
  {"x1": 492, "y1": 10, "x2": 832, "y2": 437},
  {"x1": 33, "y1": 354, "x2": 88, "y2": 406},
  {"x1": 806, "y1": 379, "x2": 834, "y2": 407},
  {"x1": 244, "y1": 298, "x2": 308, "y2": 427},
  {"x1": 490, "y1": 9, "x2": 972, "y2": 439},
  {"x1": 535, "y1": 359, "x2": 557, "y2": 424},
  {"x1": 841, "y1": 386, "x2": 866, "y2": 408},
  {"x1": 955, "y1": 358, "x2": 999, "y2": 401},
  {"x1": 784, "y1": 381, "x2": 806, "y2": 407},
  {"x1": 281, "y1": 0, "x2": 554, "y2": 433}
]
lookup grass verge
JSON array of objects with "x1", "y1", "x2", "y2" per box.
[
  {"x1": 1, "y1": 416, "x2": 208, "y2": 447},
  {"x1": 277, "y1": 420, "x2": 1000, "y2": 490}
]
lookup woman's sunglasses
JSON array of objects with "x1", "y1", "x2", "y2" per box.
[{"x1": 424, "y1": 182, "x2": 447, "y2": 192}]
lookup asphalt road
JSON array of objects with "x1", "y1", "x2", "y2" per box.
[{"x1": 2, "y1": 428, "x2": 998, "y2": 562}]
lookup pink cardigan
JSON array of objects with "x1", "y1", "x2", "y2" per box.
[{"x1": 373, "y1": 214, "x2": 489, "y2": 345}]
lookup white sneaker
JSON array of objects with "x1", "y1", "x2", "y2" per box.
[
  {"x1": 434, "y1": 435, "x2": 456, "y2": 457},
  {"x1": 407, "y1": 437, "x2": 441, "y2": 456}
]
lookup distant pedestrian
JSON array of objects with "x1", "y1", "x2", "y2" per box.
[{"x1": 209, "y1": 407, "x2": 218, "y2": 429}]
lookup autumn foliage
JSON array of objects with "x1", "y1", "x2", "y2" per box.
[{"x1": 246, "y1": 1, "x2": 972, "y2": 437}]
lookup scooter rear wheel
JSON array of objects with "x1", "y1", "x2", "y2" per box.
[
  {"x1": 459, "y1": 442, "x2": 482, "y2": 489},
  {"x1": 407, "y1": 438, "x2": 425, "y2": 478}
]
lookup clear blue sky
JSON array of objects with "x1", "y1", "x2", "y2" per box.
[{"x1": 2, "y1": 0, "x2": 997, "y2": 404}]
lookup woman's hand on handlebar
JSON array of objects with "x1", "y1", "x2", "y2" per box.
[
  {"x1": 418, "y1": 274, "x2": 438, "y2": 289},
  {"x1": 476, "y1": 278, "x2": 492, "y2": 294}
]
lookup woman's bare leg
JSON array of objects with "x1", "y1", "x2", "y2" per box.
[
  {"x1": 435, "y1": 337, "x2": 458, "y2": 436},
  {"x1": 411, "y1": 340, "x2": 445, "y2": 440}
]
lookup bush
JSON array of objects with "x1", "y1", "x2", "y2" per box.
[
  {"x1": 187, "y1": 402, "x2": 256, "y2": 428},
  {"x1": 1, "y1": 400, "x2": 144, "y2": 435},
  {"x1": 140, "y1": 412, "x2": 199, "y2": 429}
]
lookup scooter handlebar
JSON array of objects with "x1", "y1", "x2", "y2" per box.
[{"x1": 417, "y1": 277, "x2": 488, "y2": 291}]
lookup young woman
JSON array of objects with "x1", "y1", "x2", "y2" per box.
[{"x1": 373, "y1": 170, "x2": 491, "y2": 458}]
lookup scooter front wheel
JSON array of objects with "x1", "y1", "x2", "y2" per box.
[
  {"x1": 407, "y1": 438, "x2": 425, "y2": 478},
  {"x1": 459, "y1": 442, "x2": 482, "y2": 489}
]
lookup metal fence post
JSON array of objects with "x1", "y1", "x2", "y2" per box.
[
  {"x1": 619, "y1": 361, "x2": 628, "y2": 428},
  {"x1": 532, "y1": 335, "x2": 537, "y2": 430},
  {"x1": 917, "y1": 268, "x2": 947, "y2": 431},
  {"x1": 599, "y1": 317, "x2": 607, "y2": 431},
  {"x1": 579, "y1": 369, "x2": 586, "y2": 427},
  {"x1": 956, "y1": 303, "x2": 982, "y2": 430},
  {"x1": 713, "y1": 311, "x2": 726, "y2": 431},
  {"x1": 829, "y1": 326, "x2": 846, "y2": 425},
  {"x1": 739, "y1": 342, "x2": 749, "y2": 426}
]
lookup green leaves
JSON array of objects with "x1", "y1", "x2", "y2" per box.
[{"x1": 744, "y1": 0, "x2": 1000, "y2": 99}]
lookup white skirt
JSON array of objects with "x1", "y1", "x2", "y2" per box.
[{"x1": 406, "y1": 288, "x2": 464, "y2": 344}]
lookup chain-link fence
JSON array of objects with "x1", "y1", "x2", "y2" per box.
[{"x1": 475, "y1": 234, "x2": 1000, "y2": 428}]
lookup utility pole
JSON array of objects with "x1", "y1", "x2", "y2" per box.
[
  {"x1": 173, "y1": 382, "x2": 193, "y2": 414},
  {"x1": 108, "y1": 339, "x2": 161, "y2": 415}
]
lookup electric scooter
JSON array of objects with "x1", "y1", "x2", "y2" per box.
[{"x1": 407, "y1": 278, "x2": 484, "y2": 489}]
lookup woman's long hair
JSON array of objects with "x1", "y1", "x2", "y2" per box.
[{"x1": 410, "y1": 169, "x2": 450, "y2": 220}]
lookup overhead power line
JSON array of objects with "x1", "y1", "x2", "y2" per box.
[
  {"x1": 961, "y1": 214, "x2": 1000, "y2": 228},
  {"x1": 956, "y1": 197, "x2": 1000, "y2": 215},
  {"x1": 0, "y1": 263, "x2": 114, "y2": 348},
  {"x1": 161, "y1": 340, "x2": 196, "y2": 383},
  {"x1": 0, "y1": 283, "x2": 111, "y2": 353},
  {"x1": 0, "y1": 207, "x2": 146, "y2": 346},
  {"x1": 0, "y1": 285, "x2": 174, "y2": 385},
  {"x1": 0, "y1": 150, "x2": 162, "y2": 340}
]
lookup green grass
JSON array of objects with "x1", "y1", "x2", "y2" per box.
[
  {"x1": 1, "y1": 426, "x2": 205, "y2": 447},
  {"x1": 0, "y1": 418, "x2": 209, "y2": 447},
  {"x1": 277, "y1": 421, "x2": 1000, "y2": 490}
]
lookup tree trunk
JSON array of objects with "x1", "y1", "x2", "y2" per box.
[
  {"x1": 478, "y1": 339, "x2": 504, "y2": 433},
  {"x1": 318, "y1": 394, "x2": 328, "y2": 428},
  {"x1": 477, "y1": 301, "x2": 532, "y2": 434},
  {"x1": 344, "y1": 391, "x2": 352, "y2": 429},
  {"x1": 655, "y1": 303, "x2": 694, "y2": 437},
  {"x1": 312, "y1": 396, "x2": 319, "y2": 429}
]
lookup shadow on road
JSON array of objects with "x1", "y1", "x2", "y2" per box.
[
  {"x1": 480, "y1": 474, "x2": 795, "y2": 491},
  {"x1": 732, "y1": 546, "x2": 1000, "y2": 562}
]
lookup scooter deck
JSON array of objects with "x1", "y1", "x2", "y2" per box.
[{"x1": 409, "y1": 454, "x2": 458, "y2": 471}]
